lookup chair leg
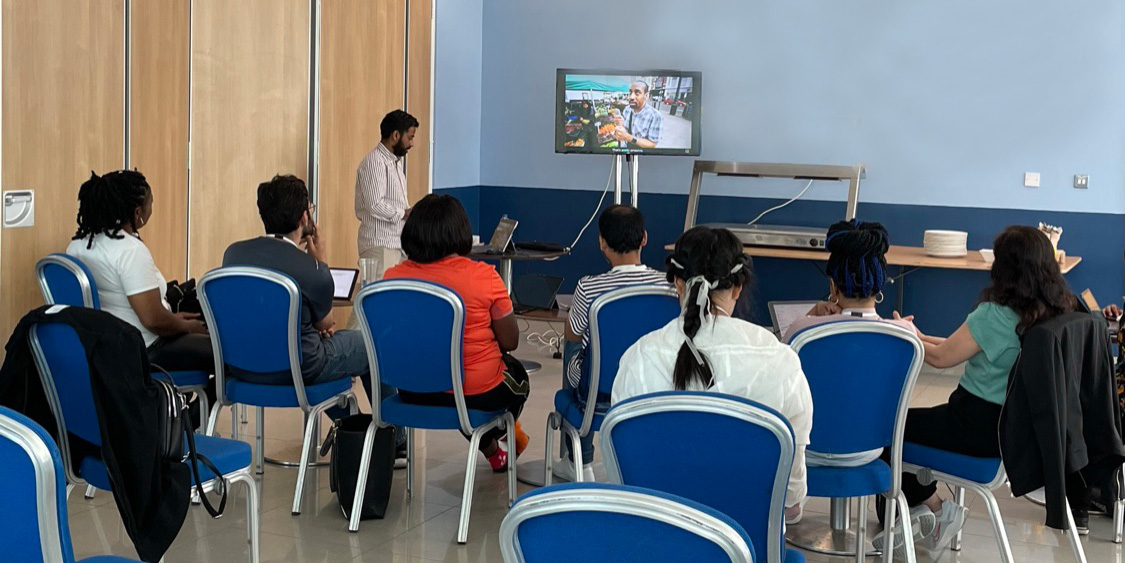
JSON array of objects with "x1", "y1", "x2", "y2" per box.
[
  {"x1": 979, "y1": 487, "x2": 1014, "y2": 563},
  {"x1": 506, "y1": 415, "x2": 517, "y2": 506},
  {"x1": 205, "y1": 401, "x2": 222, "y2": 437},
  {"x1": 66, "y1": 483, "x2": 74, "y2": 500},
  {"x1": 255, "y1": 407, "x2": 265, "y2": 475},
  {"x1": 856, "y1": 495, "x2": 868, "y2": 563},
  {"x1": 197, "y1": 392, "x2": 210, "y2": 435},
  {"x1": 84, "y1": 484, "x2": 97, "y2": 499},
  {"x1": 232, "y1": 404, "x2": 240, "y2": 441},
  {"x1": 882, "y1": 493, "x2": 897, "y2": 563},
  {"x1": 952, "y1": 486, "x2": 965, "y2": 551},
  {"x1": 457, "y1": 427, "x2": 487, "y2": 544},
  {"x1": 897, "y1": 492, "x2": 918, "y2": 563},
  {"x1": 347, "y1": 419, "x2": 379, "y2": 532},
  {"x1": 1116, "y1": 495, "x2": 1124, "y2": 543},
  {"x1": 543, "y1": 412, "x2": 559, "y2": 486},
  {"x1": 230, "y1": 471, "x2": 261, "y2": 563},
  {"x1": 564, "y1": 424, "x2": 584, "y2": 483},
  {"x1": 241, "y1": 403, "x2": 249, "y2": 425},
  {"x1": 406, "y1": 428, "x2": 415, "y2": 499},
  {"x1": 1064, "y1": 500, "x2": 1089, "y2": 563},
  {"x1": 291, "y1": 407, "x2": 325, "y2": 516}
]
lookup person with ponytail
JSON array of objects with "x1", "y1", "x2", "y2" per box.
[
  {"x1": 783, "y1": 219, "x2": 915, "y2": 341},
  {"x1": 612, "y1": 226, "x2": 813, "y2": 521},
  {"x1": 66, "y1": 171, "x2": 214, "y2": 389}
]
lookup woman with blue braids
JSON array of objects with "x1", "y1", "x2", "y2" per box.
[{"x1": 783, "y1": 219, "x2": 915, "y2": 342}]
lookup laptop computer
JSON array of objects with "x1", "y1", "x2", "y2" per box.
[
  {"x1": 513, "y1": 274, "x2": 564, "y2": 313},
  {"x1": 472, "y1": 217, "x2": 518, "y2": 255},
  {"x1": 330, "y1": 267, "x2": 360, "y2": 300},
  {"x1": 767, "y1": 300, "x2": 820, "y2": 338}
]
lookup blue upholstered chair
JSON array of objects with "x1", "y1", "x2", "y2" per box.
[
  {"x1": 0, "y1": 405, "x2": 141, "y2": 562},
  {"x1": 787, "y1": 321, "x2": 923, "y2": 563},
  {"x1": 27, "y1": 320, "x2": 260, "y2": 563},
  {"x1": 198, "y1": 266, "x2": 358, "y2": 516},
  {"x1": 353, "y1": 278, "x2": 516, "y2": 541},
  {"x1": 35, "y1": 252, "x2": 212, "y2": 501},
  {"x1": 543, "y1": 285, "x2": 679, "y2": 484},
  {"x1": 499, "y1": 482, "x2": 756, "y2": 563},
  {"x1": 601, "y1": 392, "x2": 805, "y2": 563}
]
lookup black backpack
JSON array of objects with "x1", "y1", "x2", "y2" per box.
[{"x1": 152, "y1": 367, "x2": 227, "y2": 518}]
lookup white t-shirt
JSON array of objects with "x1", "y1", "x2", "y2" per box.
[
  {"x1": 67, "y1": 233, "x2": 169, "y2": 347},
  {"x1": 612, "y1": 315, "x2": 813, "y2": 507}
]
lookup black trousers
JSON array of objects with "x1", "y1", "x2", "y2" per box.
[
  {"x1": 884, "y1": 386, "x2": 1002, "y2": 508},
  {"x1": 147, "y1": 333, "x2": 217, "y2": 408},
  {"x1": 399, "y1": 354, "x2": 530, "y2": 451}
]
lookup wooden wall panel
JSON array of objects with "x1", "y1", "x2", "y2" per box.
[
  {"x1": 406, "y1": 0, "x2": 432, "y2": 203},
  {"x1": 189, "y1": 0, "x2": 310, "y2": 276},
  {"x1": 318, "y1": 0, "x2": 406, "y2": 271},
  {"x1": 130, "y1": 0, "x2": 190, "y2": 281},
  {"x1": 1, "y1": 0, "x2": 125, "y2": 338}
]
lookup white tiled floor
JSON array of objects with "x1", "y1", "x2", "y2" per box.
[{"x1": 68, "y1": 321, "x2": 1125, "y2": 562}]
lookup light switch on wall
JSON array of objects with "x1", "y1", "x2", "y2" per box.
[{"x1": 1023, "y1": 172, "x2": 1040, "y2": 188}]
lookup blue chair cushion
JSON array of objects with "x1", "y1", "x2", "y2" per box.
[
  {"x1": 553, "y1": 389, "x2": 609, "y2": 434},
  {"x1": 806, "y1": 459, "x2": 892, "y2": 499},
  {"x1": 78, "y1": 434, "x2": 251, "y2": 490},
  {"x1": 225, "y1": 376, "x2": 352, "y2": 408},
  {"x1": 165, "y1": 370, "x2": 210, "y2": 387},
  {"x1": 902, "y1": 442, "x2": 1002, "y2": 484},
  {"x1": 380, "y1": 394, "x2": 508, "y2": 430},
  {"x1": 785, "y1": 547, "x2": 807, "y2": 563}
]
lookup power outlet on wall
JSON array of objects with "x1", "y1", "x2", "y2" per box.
[
  {"x1": 1024, "y1": 172, "x2": 1040, "y2": 188},
  {"x1": 1074, "y1": 174, "x2": 1089, "y2": 189}
]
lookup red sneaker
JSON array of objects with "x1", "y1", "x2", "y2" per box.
[{"x1": 486, "y1": 441, "x2": 509, "y2": 473}]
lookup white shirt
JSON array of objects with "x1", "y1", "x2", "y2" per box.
[
  {"x1": 66, "y1": 233, "x2": 170, "y2": 347},
  {"x1": 355, "y1": 143, "x2": 408, "y2": 253},
  {"x1": 612, "y1": 315, "x2": 813, "y2": 506}
]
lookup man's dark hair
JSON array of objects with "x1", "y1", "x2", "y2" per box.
[
  {"x1": 598, "y1": 204, "x2": 645, "y2": 253},
  {"x1": 401, "y1": 194, "x2": 473, "y2": 263},
  {"x1": 380, "y1": 109, "x2": 420, "y2": 140},
  {"x1": 256, "y1": 174, "x2": 309, "y2": 235},
  {"x1": 632, "y1": 80, "x2": 649, "y2": 94},
  {"x1": 73, "y1": 170, "x2": 152, "y2": 248}
]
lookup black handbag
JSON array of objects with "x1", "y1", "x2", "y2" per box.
[
  {"x1": 152, "y1": 367, "x2": 227, "y2": 518},
  {"x1": 321, "y1": 414, "x2": 395, "y2": 520},
  {"x1": 165, "y1": 279, "x2": 202, "y2": 315}
]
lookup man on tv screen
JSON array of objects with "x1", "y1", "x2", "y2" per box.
[{"x1": 613, "y1": 80, "x2": 663, "y2": 149}]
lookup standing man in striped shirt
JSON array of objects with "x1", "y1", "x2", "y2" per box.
[
  {"x1": 355, "y1": 109, "x2": 420, "y2": 280},
  {"x1": 555, "y1": 204, "x2": 670, "y2": 481}
]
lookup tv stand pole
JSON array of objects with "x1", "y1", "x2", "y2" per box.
[{"x1": 613, "y1": 154, "x2": 640, "y2": 206}]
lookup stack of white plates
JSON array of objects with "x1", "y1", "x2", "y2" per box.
[{"x1": 923, "y1": 230, "x2": 968, "y2": 257}]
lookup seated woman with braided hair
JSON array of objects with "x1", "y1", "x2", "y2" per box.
[
  {"x1": 783, "y1": 219, "x2": 916, "y2": 342},
  {"x1": 611, "y1": 225, "x2": 813, "y2": 523},
  {"x1": 66, "y1": 170, "x2": 214, "y2": 384}
]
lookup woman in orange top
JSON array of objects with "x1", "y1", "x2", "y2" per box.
[{"x1": 384, "y1": 194, "x2": 530, "y2": 471}]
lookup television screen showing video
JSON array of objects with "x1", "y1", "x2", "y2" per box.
[{"x1": 555, "y1": 69, "x2": 701, "y2": 156}]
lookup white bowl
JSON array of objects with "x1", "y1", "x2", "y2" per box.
[{"x1": 979, "y1": 249, "x2": 994, "y2": 264}]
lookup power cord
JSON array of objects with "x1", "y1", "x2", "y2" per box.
[
  {"x1": 567, "y1": 162, "x2": 617, "y2": 251},
  {"x1": 747, "y1": 179, "x2": 815, "y2": 225}
]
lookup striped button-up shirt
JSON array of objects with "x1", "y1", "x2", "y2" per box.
[
  {"x1": 621, "y1": 103, "x2": 663, "y2": 145},
  {"x1": 355, "y1": 143, "x2": 408, "y2": 252}
]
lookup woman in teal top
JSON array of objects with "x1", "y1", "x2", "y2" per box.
[{"x1": 875, "y1": 226, "x2": 1076, "y2": 557}]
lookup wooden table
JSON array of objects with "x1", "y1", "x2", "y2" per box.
[{"x1": 665, "y1": 243, "x2": 1083, "y2": 310}]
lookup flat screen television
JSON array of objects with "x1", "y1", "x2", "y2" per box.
[{"x1": 555, "y1": 69, "x2": 701, "y2": 156}]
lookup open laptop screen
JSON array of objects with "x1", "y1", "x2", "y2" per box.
[{"x1": 330, "y1": 268, "x2": 360, "y2": 300}]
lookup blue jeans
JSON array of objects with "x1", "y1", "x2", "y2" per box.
[
  {"x1": 561, "y1": 340, "x2": 596, "y2": 462},
  {"x1": 315, "y1": 330, "x2": 405, "y2": 446}
]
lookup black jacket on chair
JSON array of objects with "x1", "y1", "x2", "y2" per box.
[
  {"x1": 1000, "y1": 311, "x2": 1125, "y2": 529},
  {"x1": 0, "y1": 305, "x2": 190, "y2": 562}
]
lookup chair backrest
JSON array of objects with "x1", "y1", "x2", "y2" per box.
[
  {"x1": 499, "y1": 482, "x2": 755, "y2": 563},
  {"x1": 0, "y1": 406, "x2": 78, "y2": 563},
  {"x1": 601, "y1": 392, "x2": 793, "y2": 563},
  {"x1": 36, "y1": 253, "x2": 99, "y2": 309},
  {"x1": 354, "y1": 278, "x2": 472, "y2": 431},
  {"x1": 588, "y1": 285, "x2": 680, "y2": 396},
  {"x1": 788, "y1": 321, "x2": 922, "y2": 458},
  {"x1": 198, "y1": 266, "x2": 307, "y2": 406}
]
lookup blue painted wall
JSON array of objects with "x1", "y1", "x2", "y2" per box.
[{"x1": 438, "y1": 186, "x2": 1124, "y2": 336}]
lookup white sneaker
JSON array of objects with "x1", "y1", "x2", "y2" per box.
[
  {"x1": 872, "y1": 505, "x2": 937, "y2": 557},
  {"x1": 551, "y1": 459, "x2": 594, "y2": 482},
  {"x1": 920, "y1": 499, "x2": 967, "y2": 555}
]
